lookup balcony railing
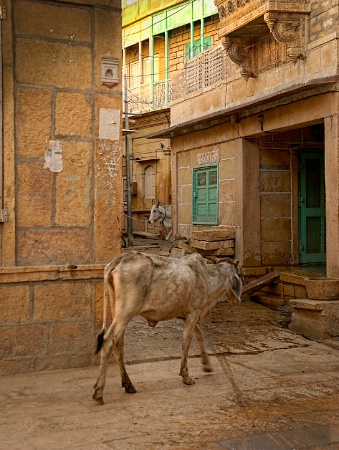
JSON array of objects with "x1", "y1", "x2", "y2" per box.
[
  {"x1": 186, "y1": 44, "x2": 225, "y2": 93},
  {"x1": 127, "y1": 80, "x2": 172, "y2": 115}
]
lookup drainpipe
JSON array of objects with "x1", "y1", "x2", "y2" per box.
[
  {"x1": 138, "y1": 40, "x2": 142, "y2": 101},
  {"x1": 150, "y1": 18, "x2": 154, "y2": 106},
  {"x1": 0, "y1": 7, "x2": 8, "y2": 265},
  {"x1": 165, "y1": 28, "x2": 169, "y2": 104},
  {"x1": 124, "y1": 74, "x2": 133, "y2": 246}
]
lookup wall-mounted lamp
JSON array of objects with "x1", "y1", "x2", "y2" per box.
[{"x1": 101, "y1": 55, "x2": 119, "y2": 89}]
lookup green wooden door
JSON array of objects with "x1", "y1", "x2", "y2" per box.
[
  {"x1": 192, "y1": 165, "x2": 218, "y2": 225},
  {"x1": 299, "y1": 151, "x2": 326, "y2": 263}
]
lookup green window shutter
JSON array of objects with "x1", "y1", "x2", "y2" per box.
[
  {"x1": 192, "y1": 165, "x2": 219, "y2": 225},
  {"x1": 186, "y1": 36, "x2": 212, "y2": 60}
]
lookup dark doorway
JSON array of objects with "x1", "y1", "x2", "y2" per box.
[{"x1": 298, "y1": 150, "x2": 326, "y2": 263}]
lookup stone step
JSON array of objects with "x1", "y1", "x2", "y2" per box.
[{"x1": 250, "y1": 292, "x2": 285, "y2": 311}]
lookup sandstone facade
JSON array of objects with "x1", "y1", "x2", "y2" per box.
[
  {"x1": 149, "y1": 0, "x2": 339, "y2": 341},
  {"x1": 0, "y1": 0, "x2": 122, "y2": 375}
]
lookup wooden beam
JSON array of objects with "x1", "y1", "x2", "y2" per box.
[{"x1": 242, "y1": 271, "x2": 280, "y2": 296}]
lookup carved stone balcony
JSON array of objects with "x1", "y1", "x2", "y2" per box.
[{"x1": 214, "y1": 0, "x2": 311, "y2": 79}]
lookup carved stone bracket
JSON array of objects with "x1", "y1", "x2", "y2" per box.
[
  {"x1": 222, "y1": 36, "x2": 257, "y2": 80},
  {"x1": 264, "y1": 12, "x2": 306, "y2": 62},
  {"x1": 215, "y1": 0, "x2": 310, "y2": 79}
]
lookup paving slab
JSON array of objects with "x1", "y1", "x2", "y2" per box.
[{"x1": 1, "y1": 300, "x2": 339, "y2": 449}]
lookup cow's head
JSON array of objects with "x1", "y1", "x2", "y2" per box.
[
  {"x1": 148, "y1": 203, "x2": 163, "y2": 224},
  {"x1": 224, "y1": 260, "x2": 242, "y2": 304}
]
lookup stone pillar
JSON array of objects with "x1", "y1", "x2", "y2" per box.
[
  {"x1": 325, "y1": 112, "x2": 339, "y2": 278},
  {"x1": 93, "y1": 6, "x2": 123, "y2": 262},
  {"x1": 171, "y1": 143, "x2": 178, "y2": 236},
  {"x1": 235, "y1": 138, "x2": 261, "y2": 267}
]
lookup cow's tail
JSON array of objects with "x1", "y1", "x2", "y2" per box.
[{"x1": 96, "y1": 255, "x2": 122, "y2": 354}]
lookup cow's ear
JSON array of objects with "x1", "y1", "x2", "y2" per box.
[{"x1": 233, "y1": 259, "x2": 239, "y2": 268}]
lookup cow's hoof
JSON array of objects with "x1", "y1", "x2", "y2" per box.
[
  {"x1": 203, "y1": 366, "x2": 214, "y2": 373},
  {"x1": 183, "y1": 377, "x2": 195, "y2": 385},
  {"x1": 125, "y1": 385, "x2": 137, "y2": 394},
  {"x1": 92, "y1": 392, "x2": 104, "y2": 405}
]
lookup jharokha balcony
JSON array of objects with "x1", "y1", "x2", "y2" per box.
[
  {"x1": 214, "y1": 0, "x2": 311, "y2": 79},
  {"x1": 170, "y1": 0, "x2": 312, "y2": 99}
]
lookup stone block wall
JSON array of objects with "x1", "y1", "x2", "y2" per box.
[
  {"x1": 0, "y1": 0, "x2": 122, "y2": 375},
  {"x1": 309, "y1": 0, "x2": 338, "y2": 43},
  {"x1": 3, "y1": 0, "x2": 122, "y2": 267},
  {"x1": 260, "y1": 147, "x2": 292, "y2": 266},
  {"x1": 175, "y1": 124, "x2": 236, "y2": 237},
  {"x1": 0, "y1": 266, "x2": 105, "y2": 375}
]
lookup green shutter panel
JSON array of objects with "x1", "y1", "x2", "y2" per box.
[{"x1": 192, "y1": 165, "x2": 218, "y2": 225}]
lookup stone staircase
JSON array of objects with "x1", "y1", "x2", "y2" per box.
[{"x1": 241, "y1": 268, "x2": 339, "y2": 346}]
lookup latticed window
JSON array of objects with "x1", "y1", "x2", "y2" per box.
[
  {"x1": 192, "y1": 165, "x2": 219, "y2": 225},
  {"x1": 186, "y1": 44, "x2": 225, "y2": 93}
]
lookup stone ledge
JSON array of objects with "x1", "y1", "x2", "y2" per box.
[
  {"x1": 289, "y1": 299, "x2": 339, "y2": 342},
  {"x1": 305, "y1": 278, "x2": 339, "y2": 300},
  {"x1": 0, "y1": 264, "x2": 105, "y2": 283},
  {"x1": 290, "y1": 299, "x2": 339, "y2": 311},
  {"x1": 280, "y1": 272, "x2": 310, "y2": 285}
]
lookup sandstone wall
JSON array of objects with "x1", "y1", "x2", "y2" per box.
[{"x1": 0, "y1": 0, "x2": 122, "y2": 375}]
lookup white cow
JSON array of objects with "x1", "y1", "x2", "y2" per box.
[
  {"x1": 148, "y1": 203, "x2": 172, "y2": 232},
  {"x1": 93, "y1": 251, "x2": 242, "y2": 404}
]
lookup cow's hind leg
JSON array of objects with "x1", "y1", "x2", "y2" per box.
[
  {"x1": 193, "y1": 324, "x2": 213, "y2": 373},
  {"x1": 93, "y1": 337, "x2": 113, "y2": 404},
  {"x1": 179, "y1": 317, "x2": 198, "y2": 385},
  {"x1": 113, "y1": 323, "x2": 137, "y2": 394}
]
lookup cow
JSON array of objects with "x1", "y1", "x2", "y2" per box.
[
  {"x1": 93, "y1": 250, "x2": 242, "y2": 404},
  {"x1": 148, "y1": 203, "x2": 172, "y2": 233}
]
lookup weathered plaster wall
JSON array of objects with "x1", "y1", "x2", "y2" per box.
[{"x1": 0, "y1": 0, "x2": 122, "y2": 376}]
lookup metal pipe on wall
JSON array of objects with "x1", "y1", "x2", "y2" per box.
[{"x1": 124, "y1": 74, "x2": 133, "y2": 246}]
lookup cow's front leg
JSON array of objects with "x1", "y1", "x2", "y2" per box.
[
  {"x1": 193, "y1": 324, "x2": 213, "y2": 373},
  {"x1": 93, "y1": 337, "x2": 113, "y2": 404},
  {"x1": 113, "y1": 323, "x2": 137, "y2": 394},
  {"x1": 179, "y1": 318, "x2": 197, "y2": 385}
]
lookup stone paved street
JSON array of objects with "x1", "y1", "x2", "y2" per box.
[{"x1": 1, "y1": 292, "x2": 339, "y2": 449}]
